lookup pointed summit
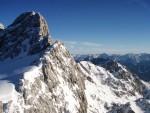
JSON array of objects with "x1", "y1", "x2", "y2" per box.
[
  {"x1": 8, "y1": 11, "x2": 50, "y2": 38},
  {"x1": 0, "y1": 11, "x2": 52, "y2": 60}
]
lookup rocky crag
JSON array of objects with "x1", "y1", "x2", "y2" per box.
[{"x1": 0, "y1": 11, "x2": 87, "y2": 113}]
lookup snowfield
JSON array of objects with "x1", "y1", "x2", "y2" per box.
[
  {"x1": 0, "y1": 53, "x2": 150, "y2": 113},
  {"x1": 79, "y1": 61, "x2": 149, "y2": 113},
  {"x1": 0, "y1": 54, "x2": 39, "y2": 112},
  {"x1": 0, "y1": 81, "x2": 15, "y2": 103}
]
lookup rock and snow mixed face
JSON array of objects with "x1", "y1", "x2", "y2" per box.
[
  {"x1": 78, "y1": 61, "x2": 150, "y2": 113},
  {"x1": 0, "y1": 11, "x2": 150, "y2": 113},
  {"x1": 74, "y1": 53, "x2": 150, "y2": 81},
  {"x1": 0, "y1": 12, "x2": 87, "y2": 113},
  {"x1": 0, "y1": 11, "x2": 52, "y2": 60}
]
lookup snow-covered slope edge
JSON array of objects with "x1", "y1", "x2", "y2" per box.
[
  {"x1": 0, "y1": 40, "x2": 87, "y2": 113},
  {"x1": 21, "y1": 40, "x2": 87, "y2": 113},
  {"x1": 78, "y1": 61, "x2": 150, "y2": 113}
]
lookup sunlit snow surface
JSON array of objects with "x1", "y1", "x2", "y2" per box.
[
  {"x1": 79, "y1": 61, "x2": 146, "y2": 113},
  {"x1": 0, "y1": 55, "x2": 38, "y2": 103},
  {"x1": 0, "y1": 81, "x2": 15, "y2": 103},
  {"x1": 0, "y1": 42, "x2": 82, "y2": 113}
]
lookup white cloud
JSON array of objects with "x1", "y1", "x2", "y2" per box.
[
  {"x1": 82, "y1": 42, "x2": 102, "y2": 47},
  {"x1": 63, "y1": 41, "x2": 77, "y2": 45},
  {"x1": 63, "y1": 41, "x2": 77, "y2": 49}
]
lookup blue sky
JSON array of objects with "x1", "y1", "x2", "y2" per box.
[{"x1": 0, "y1": 0, "x2": 150, "y2": 54}]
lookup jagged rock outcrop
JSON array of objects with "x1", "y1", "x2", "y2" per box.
[
  {"x1": 0, "y1": 11, "x2": 87, "y2": 113},
  {"x1": 21, "y1": 40, "x2": 87, "y2": 113},
  {"x1": 77, "y1": 57, "x2": 145, "y2": 95},
  {"x1": 78, "y1": 61, "x2": 150, "y2": 113},
  {"x1": 0, "y1": 11, "x2": 52, "y2": 60}
]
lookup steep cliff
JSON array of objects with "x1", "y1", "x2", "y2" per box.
[{"x1": 0, "y1": 11, "x2": 87, "y2": 113}]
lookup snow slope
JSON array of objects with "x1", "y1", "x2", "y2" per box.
[
  {"x1": 0, "y1": 40, "x2": 87, "y2": 113},
  {"x1": 0, "y1": 54, "x2": 39, "y2": 112},
  {"x1": 79, "y1": 61, "x2": 150, "y2": 113}
]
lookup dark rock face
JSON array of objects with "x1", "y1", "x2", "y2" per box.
[
  {"x1": 107, "y1": 103, "x2": 135, "y2": 113},
  {"x1": 0, "y1": 11, "x2": 52, "y2": 60}
]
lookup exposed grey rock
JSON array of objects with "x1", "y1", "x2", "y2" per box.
[
  {"x1": 108, "y1": 103, "x2": 135, "y2": 113},
  {"x1": 19, "y1": 41, "x2": 87, "y2": 113},
  {"x1": 0, "y1": 11, "x2": 87, "y2": 113},
  {"x1": 0, "y1": 11, "x2": 52, "y2": 60},
  {"x1": 136, "y1": 98, "x2": 150, "y2": 112},
  {"x1": 80, "y1": 57, "x2": 146, "y2": 95},
  {"x1": 87, "y1": 76, "x2": 94, "y2": 83}
]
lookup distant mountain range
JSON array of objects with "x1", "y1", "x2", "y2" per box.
[{"x1": 74, "y1": 53, "x2": 150, "y2": 81}]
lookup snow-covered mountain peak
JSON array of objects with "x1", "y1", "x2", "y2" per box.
[
  {"x1": 0, "y1": 12, "x2": 88, "y2": 112},
  {"x1": 0, "y1": 12, "x2": 150, "y2": 113},
  {"x1": 0, "y1": 11, "x2": 52, "y2": 61}
]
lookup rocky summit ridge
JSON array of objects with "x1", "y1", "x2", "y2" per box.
[
  {"x1": 0, "y1": 11, "x2": 150, "y2": 113},
  {"x1": 0, "y1": 11, "x2": 52, "y2": 60},
  {"x1": 0, "y1": 11, "x2": 87, "y2": 113}
]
